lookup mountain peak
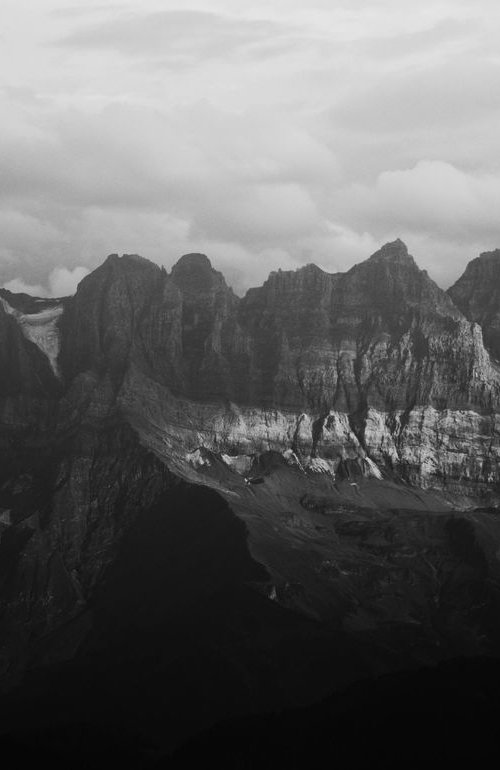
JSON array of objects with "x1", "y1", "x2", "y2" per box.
[
  {"x1": 478, "y1": 248, "x2": 500, "y2": 261},
  {"x1": 298, "y1": 262, "x2": 327, "y2": 276},
  {"x1": 102, "y1": 253, "x2": 159, "y2": 269},
  {"x1": 449, "y1": 249, "x2": 500, "y2": 293},
  {"x1": 171, "y1": 253, "x2": 226, "y2": 293},
  {"x1": 171, "y1": 253, "x2": 213, "y2": 274},
  {"x1": 368, "y1": 239, "x2": 412, "y2": 263}
]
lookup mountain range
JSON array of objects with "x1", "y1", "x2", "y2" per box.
[{"x1": 2, "y1": 238, "x2": 500, "y2": 762}]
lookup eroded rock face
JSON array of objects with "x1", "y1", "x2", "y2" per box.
[
  {"x1": 244, "y1": 240, "x2": 483, "y2": 413},
  {"x1": 58, "y1": 254, "x2": 164, "y2": 383},
  {"x1": 116, "y1": 369, "x2": 500, "y2": 506},
  {"x1": 168, "y1": 253, "x2": 241, "y2": 400},
  {"x1": 448, "y1": 249, "x2": 500, "y2": 362}
]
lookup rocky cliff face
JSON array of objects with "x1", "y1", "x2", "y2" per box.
[
  {"x1": 59, "y1": 240, "x2": 496, "y2": 503},
  {"x1": 58, "y1": 254, "x2": 163, "y2": 384},
  {"x1": 3, "y1": 241, "x2": 500, "y2": 745},
  {"x1": 60, "y1": 241, "x2": 498, "y2": 410},
  {"x1": 448, "y1": 249, "x2": 500, "y2": 362},
  {"x1": 237, "y1": 239, "x2": 489, "y2": 413}
]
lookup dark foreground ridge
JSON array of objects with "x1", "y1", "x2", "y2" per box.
[
  {"x1": 1, "y1": 657, "x2": 500, "y2": 768},
  {"x1": 167, "y1": 656, "x2": 500, "y2": 769}
]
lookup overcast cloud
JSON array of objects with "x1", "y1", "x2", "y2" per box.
[{"x1": 1, "y1": 0, "x2": 500, "y2": 295}]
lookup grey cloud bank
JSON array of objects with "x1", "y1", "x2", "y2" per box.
[
  {"x1": 56, "y1": 9, "x2": 295, "y2": 67},
  {"x1": 1, "y1": 0, "x2": 500, "y2": 296}
]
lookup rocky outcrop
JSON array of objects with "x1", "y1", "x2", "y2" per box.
[
  {"x1": 448, "y1": 249, "x2": 500, "y2": 362},
  {"x1": 58, "y1": 254, "x2": 163, "y2": 384},
  {"x1": 165, "y1": 252, "x2": 240, "y2": 400}
]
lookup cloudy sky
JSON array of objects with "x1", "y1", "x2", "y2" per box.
[{"x1": 1, "y1": 0, "x2": 500, "y2": 296}]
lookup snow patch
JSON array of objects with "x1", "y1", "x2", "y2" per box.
[
  {"x1": 186, "y1": 448, "x2": 211, "y2": 468},
  {"x1": 221, "y1": 454, "x2": 253, "y2": 475},
  {"x1": 364, "y1": 457, "x2": 383, "y2": 480},
  {"x1": 304, "y1": 457, "x2": 336, "y2": 476},
  {"x1": 282, "y1": 448, "x2": 304, "y2": 471},
  {"x1": 1, "y1": 298, "x2": 63, "y2": 376}
]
